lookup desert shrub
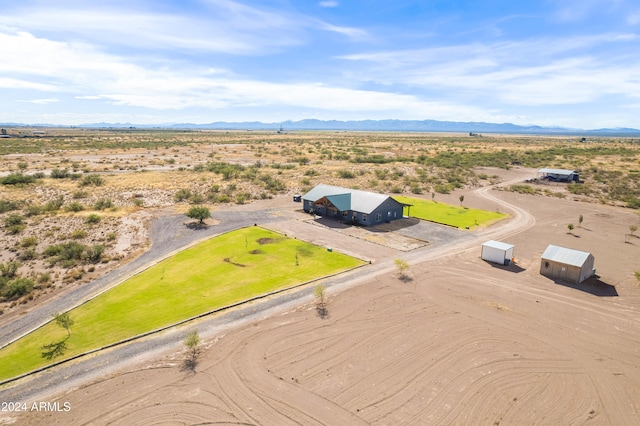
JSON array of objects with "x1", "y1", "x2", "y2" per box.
[
  {"x1": 38, "y1": 272, "x2": 50, "y2": 283},
  {"x1": 43, "y1": 195, "x2": 65, "y2": 212},
  {"x1": 85, "y1": 214, "x2": 101, "y2": 224},
  {"x1": 259, "y1": 175, "x2": 285, "y2": 192},
  {"x1": 1, "y1": 173, "x2": 35, "y2": 185},
  {"x1": 337, "y1": 169, "x2": 356, "y2": 179},
  {"x1": 65, "y1": 201, "x2": 85, "y2": 212},
  {"x1": 2, "y1": 278, "x2": 34, "y2": 300},
  {"x1": 50, "y1": 168, "x2": 69, "y2": 179},
  {"x1": 434, "y1": 183, "x2": 454, "y2": 194},
  {"x1": 93, "y1": 198, "x2": 113, "y2": 210},
  {"x1": 21, "y1": 236, "x2": 38, "y2": 247},
  {"x1": 132, "y1": 198, "x2": 143, "y2": 207},
  {"x1": 18, "y1": 248, "x2": 36, "y2": 261},
  {"x1": 71, "y1": 229, "x2": 87, "y2": 239},
  {"x1": 0, "y1": 200, "x2": 20, "y2": 213},
  {"x1": 510, "y1": 184, "x2": 539, "y2": 195},
  {"x1": 106, "y1": 232, "x2": 117, "y2": 241},
  {"x1": 189, "y1": 193, "x2": 205, "y2": 204},
  {"x1": 79, "y1": 174, "x2": 105, "y2": 187},
  {"x1": 83, "y1": 244, "x2": 105, "y2": 263},
  {"x1": 0, "y1": 261, "x2": 21, "y2": 278},
  {"x1": 73, "y1": 190, "x2": 89, "y2": 199},
  {"x1": 24, "y1": 205, "x2": 43, "y2": 217},
  {"x1": 566, "y1": 183, "x2": 592, "y2": 196},
  {"x1": 174, "y1": 188, "x2": 192, "y2": 202},
  {"x1": 43, "y1": 241, "x2": 86, "y2": 265},
  {"x1": 5, "y1": 213, "x2": 24, "y2": 228}
]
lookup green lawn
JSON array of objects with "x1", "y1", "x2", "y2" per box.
[
  {"x1": 393, "y1": 195, "x2": 507, "y2": 229},
  {"x1": 0, "y1": 226, "x2": 364, "y2": 382}
]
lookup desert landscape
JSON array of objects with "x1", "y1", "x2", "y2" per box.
[{"x1": 1, "y1": 129, "x2": 639, "y2": 425}]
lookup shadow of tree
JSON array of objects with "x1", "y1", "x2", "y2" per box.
[
  {"x1": 181, "y1": 354, "x2": 198, "y2": 373},
  {"x1": 41, "y1": 339, "x2": 68, "y2": 360},
  {"x1": 316, "y1": 303, "x2": 329, "y2": 319}
]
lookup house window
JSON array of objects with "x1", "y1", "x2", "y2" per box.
[
  {"x1": 342, "y1": 211, "x2": 348, "y2": 217},
  {"x1": 362, "y1": 214, "x2": 367, "y2": 222},
  {"x1": 376, "y1": 213, "x2": 382, "y2": 222}
]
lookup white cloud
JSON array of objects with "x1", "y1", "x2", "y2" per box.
[{"x1": 17, "y1": 98, "x2": 60, "y2": 104}]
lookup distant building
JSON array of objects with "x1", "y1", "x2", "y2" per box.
[
  {"x1": 481, "y1": 240, "x2": 515, "y2": 265},
  {"x1": 538, "y1": 168, "x2": 579, "y2": 182},
  {"x1": 302, "y1": 184, "x2": 406, "y2": 226},
  {"x1": 540, "y1": 244, "x2": 595, "y2": 284}
]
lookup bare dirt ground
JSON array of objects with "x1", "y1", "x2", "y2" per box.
[{"x1": 3, "y1": 166, "x2": 640, "y2": 425}]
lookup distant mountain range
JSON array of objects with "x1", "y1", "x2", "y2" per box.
[{"x1": 2, "y1": 119, "x2": 640, "y2": 135}]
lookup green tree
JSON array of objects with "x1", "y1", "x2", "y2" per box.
[
  {"x1": 578, "y1": 214, "x2": 584, "y2": 227},
  {"x1": 630, "y1": 224, "x2": 638, "y2": 236},
  {"x1": 394, "y1": 258, "x2": 410, "y2": 281},
  {"x1": 54, "y1": 312, "x2": 75, "y2": 338},
  {"x1": 183, "y1": 330, "x2": 200, "y2": 371},
  {"x1": 186, "y1": 206, "x2": 210, "y2": 224},
  {"x1": 567, "y1": 223, "x2": 574, "y2": 233},
  {"x1": 459, "y1": 195, "x2": 464, "y2": 206},
  {"x1": 314, "y1": 283, "x2": 327, "y2": 318}
]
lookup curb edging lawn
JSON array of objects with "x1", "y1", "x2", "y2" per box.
[{"x1": 0, "y1": 226, "x2": 367, "y2": 387}]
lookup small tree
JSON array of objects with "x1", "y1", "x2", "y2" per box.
[
  {"x1": 314, "y1": 283, "x2": 328, "y2": 318},
  {"x1": 578, "y1": 214, "x2": 584, "y2": 227},
  {"x1": 567, "y1": 223, "x2": 574, "y2": 233},
  {"x1": 459, "y1": 195, "x2": 464, "y2": 206},
  {"x1": 186, "y1": 206, "x2": 210, "y2": 224},
  {"x1": 630, "y1": 224, "x2": 638, "y2": 236},
  {"x1": 183, "y1": 330, "x2": 200, "y2": 371},
  {"x1": 394, "y1": 259, "x2": 410, "y2": 281},
  {"x1": 53, "y1": 312, "x2": 74, "y2": 338}
]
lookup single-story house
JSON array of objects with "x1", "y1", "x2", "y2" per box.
[
  {"x1": 302, "y1": 184, "x2": 406, "y2": 226},
  {"x1": 481, "y1": 240, "x2": 515, "y2": 265},
  {"x1": 538, "y1": 168, "x2": 579, "y2": 182},
  {"x1": 540, "y1": 244, "x2": 595, "y2": 284}
]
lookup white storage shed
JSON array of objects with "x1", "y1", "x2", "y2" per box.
[{"x1": 481, "y1": 240, "x2": 515, "y2": 265}]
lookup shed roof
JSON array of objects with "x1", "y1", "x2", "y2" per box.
[
  {"x1": 482, "y1": 240, "x2": 515, "y2": 252},
  {"x1": 541, "y1": 244, "x2": 592, "y2": 267},
  {"x1": 303, "y1": 184, "x2": 398, "y2": 214},
  {"x1": 539, "y1": 168, "x2": 576, "y2": 175}
]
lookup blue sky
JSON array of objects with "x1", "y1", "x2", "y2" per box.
[{"x1": 1, "y1": 0, "x2": 640, "y2": 128}]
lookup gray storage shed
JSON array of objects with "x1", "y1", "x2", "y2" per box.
[
  {"x1": 540, "y1": 244, "x2": 595, "y2": 284},
  {"x1": 481, "y1": 240, "x2": 515, "y2": 265}
]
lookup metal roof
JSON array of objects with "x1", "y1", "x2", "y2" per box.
[
  {"x1": 541, "y1": 244, "x2": 592, "y2": 267},
  {"x1": 325, "y1": 193, "x2": 351, "y2": 211},
  {"x1": 302, "y1": 184, "x2": 397, "y2": 214},
  {"x1": 482, "y1": 240, "x2": 514, "y2": 251},
  {"x1": 539, "y1": 168, "x2": 576, "y2": 175}
]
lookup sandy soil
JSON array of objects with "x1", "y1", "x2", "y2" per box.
[{"x1": 4, "y1": 168, "x2": 640, "y2": 425}]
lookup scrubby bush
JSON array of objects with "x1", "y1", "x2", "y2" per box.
[
  {"x1": 1, "y1": 173, "x2": 36, "y2": 185},
  {"x1": 65, "y1": 201, "x2": 85, "y2": 212},
  {"x1": 337, "y1": 169, "x2": 356, "y2": 179},
  {"x1": 174, "y1": 188, "x2": 192, "y2": 202},
  {"x1": 50, "y1": 168, "x2": 70, "y2": 179},
  {"x1": 43, "y1": 195, "x2": 65, "y2": 212},
  {"x1": 2, "y1": 277, "x2": 34, "y2": 301},
  {"x1": 0, "y1": 200, "x2": 20, "y2": 213},
  {"x1": 79, "y1": 174, "x2": 105, "y2": 187},
  {"x1": 93, "y1": 198, "x2": 113, "y2": 210},
  {"x1": 21, "y1": 236, "x2": 38, "y2": 247},
  {"x1": 83, "y1": 244, "x2": 105, "y2": 263},
  {"x1": 71, "y1": 229, "x2": 87, "y2": 239},
  {"x1": 85, "y1": 214, "x2": 101, "y2": 224}
]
